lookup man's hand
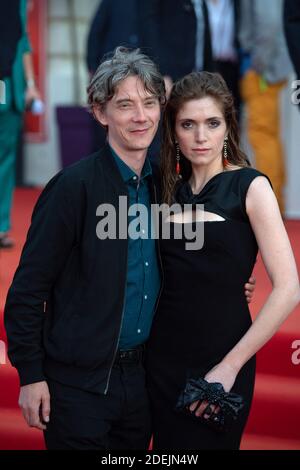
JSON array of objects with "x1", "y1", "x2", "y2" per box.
[
  {"x1": 244, "y1": 276, "x2": 256, "y2": 303},
  {"x1": 19, "y1": 381, "x2": 50, "y2": 431}
]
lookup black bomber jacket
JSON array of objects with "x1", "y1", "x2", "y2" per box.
[{"x1": 4, "y1": 145, "x2": 162, "y2": 394}]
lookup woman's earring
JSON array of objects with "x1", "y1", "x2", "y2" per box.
[
  {"x1": 223, "y1": 138, "x2": 229, "y2": 167},
  {"x1": 175, "y1": 142, "x2": 182, "y2": 178}
]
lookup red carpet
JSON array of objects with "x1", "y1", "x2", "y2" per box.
[{"x1": 0, "y1": 189, "x2": 300, "y2": 449}]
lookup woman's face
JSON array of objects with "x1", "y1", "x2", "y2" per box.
[{"x1": 175, "y1": 96, "x2": 227, "y2": 169}]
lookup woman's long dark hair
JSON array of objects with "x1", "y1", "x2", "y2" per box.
[{"x1": 161, "y1": 71, "x2": 250, "y2": 204}]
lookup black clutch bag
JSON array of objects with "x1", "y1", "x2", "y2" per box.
[{"x1": 175, "y1": 377, "x2": 245, "y2": 433}]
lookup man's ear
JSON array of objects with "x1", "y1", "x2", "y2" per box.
[{"x1": 93, "y1": 105, "x2": 108, "y2": 127}]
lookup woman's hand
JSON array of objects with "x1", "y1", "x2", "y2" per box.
[
  {"x1": 188, "y1": 362, "x2": 238, "y2": 418},
  {"x1": 204, "y1": 361, "x2": 238, "y2": 392}
]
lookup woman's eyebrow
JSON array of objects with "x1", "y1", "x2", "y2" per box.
[
  {"x1": 177, "y1": 116, "x2": 223, "y2": 122},
  {"x1": 206, "y1": 116, "x2": 223, "y2": 120}
]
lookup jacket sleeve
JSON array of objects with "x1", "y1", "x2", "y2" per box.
[
  {"x1": 138, "y1": 0, "x2": 165, "y2": 73},
  {"x1": 86, "y1": 0, "x2": 110, "y2": 73},
  {"x1": 4, "y1": 171, "x2": 78, "y2": 386},
  {"x1": 21, "y1": 0, "x2": 32, "y2": 54},
  {"x1": 284, "y1": 0, "x2": 300, "y2": 79}
]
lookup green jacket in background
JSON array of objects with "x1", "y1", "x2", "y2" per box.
[{"x1": 0, "y1": 0, "x2": 31, "y2": 113}]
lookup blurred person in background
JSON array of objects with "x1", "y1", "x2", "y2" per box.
[
  {"x1": 239, "y1": 0, "x2": 292, "y2": 214},
  {"x1": 206, "y1": 0, "x2": 242, "y2": 121},
  {"x1": 139, "y1": 0, "x2": 214, "y2": 162},
  {"x1": 86, "y1": 0, "x2": 140, "y2": 153},
  {"x1": 284, "y1": 0, "x2": 300, "y2": 107},
  {"x1": 139, "y1": 0, "x2": 214, "y2": 98},
  {"x1": 0, "y1": 0, "x2": 40, "y2": 249}
]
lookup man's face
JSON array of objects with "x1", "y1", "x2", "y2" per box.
[{"x1": 95, "y1": 75, "x2": 161, "y2": 155}]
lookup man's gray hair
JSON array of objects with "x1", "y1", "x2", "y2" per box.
[{"x1": 87, "y1": 47, "x2": 166, "y2": 112}]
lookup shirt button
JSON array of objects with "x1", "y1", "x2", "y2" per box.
[
  {"x1": 142, "y1": 229, "x2": 145, "y2": 234},
  {"x1": 133, "y1": 176, "x2": 137, "y2": 180},
  {"x1": 145, "y1": 262, "x2": 149, "y2": 266},
  {"x1": 144, "y1": 295, "x2": 148, "y2": 300},
  {"x1": 137, "y1": 329, "x2": 141, "y2": 334}
]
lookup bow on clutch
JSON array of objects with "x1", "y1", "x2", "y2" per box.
[{"x1": 175, "y1": 377, "x2": 245, "y2": 432}]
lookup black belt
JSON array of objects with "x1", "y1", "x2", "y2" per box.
[{"x1": 114, "y1": 344, "x2": 145, "y2": 365}]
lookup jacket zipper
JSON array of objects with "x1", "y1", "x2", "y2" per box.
[
  {"x1": 152, "y1": 184, "x2": 164, "y2": 315},
  {"x1": 104, "y1": 282, "x2": 127, "y2": 395},
  {"x1": 104, "y1": 189, "x2": 129, "y2": 395}
]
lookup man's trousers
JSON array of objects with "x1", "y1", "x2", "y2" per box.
[{"x1": 43, "y1": 361, "x2": 152, "y2": 450}]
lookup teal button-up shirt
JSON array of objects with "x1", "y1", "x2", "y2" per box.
[{"x1": 110, "y1": 147, "x2": 161, "y2": 349}]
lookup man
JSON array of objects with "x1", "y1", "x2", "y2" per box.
[
  {"x1": 4, "y1": 47, "x2": 255, "y2": 450},
  {"x1": 139, "y1": 0, "x2": 214, "y2": 95},
  {"x1": 86, "y1": 0, "x2": 140, "y2": 74}
]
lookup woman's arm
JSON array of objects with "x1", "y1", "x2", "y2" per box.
[
  {"x1": 206, "y1": 176, "x2": 300, "y2": 391},
  {"x1": 190, "y1": 175, "x2": 300, "y2": 418}
]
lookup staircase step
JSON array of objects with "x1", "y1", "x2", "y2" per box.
[
  {"x1": 0, "y1": 408, "x2": 45, "y2": 450},
  {"x1": 241, "y1": 433, "x2": 300, "y2": 450},
  {"x1": 0, "y1": 365, "x2": 20, "y2": 408},
  {"x1": 256, "y1": 331, "x2": 300, "y2": 378},
  {"x1": 244, "y1": 373, "x2": 300, "y2": 440}
]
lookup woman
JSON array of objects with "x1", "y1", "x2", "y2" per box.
[{"x1": 146, "y1": 71, "x2": 300, "y2": 449}]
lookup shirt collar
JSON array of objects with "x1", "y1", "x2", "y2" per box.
[{"x1": 110, "y1": 145, "x2": 152, "y2": 183}]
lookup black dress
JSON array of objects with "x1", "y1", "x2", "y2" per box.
[{"x1": 147, "y1": 168, "x2": 271, "y2": 450}]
